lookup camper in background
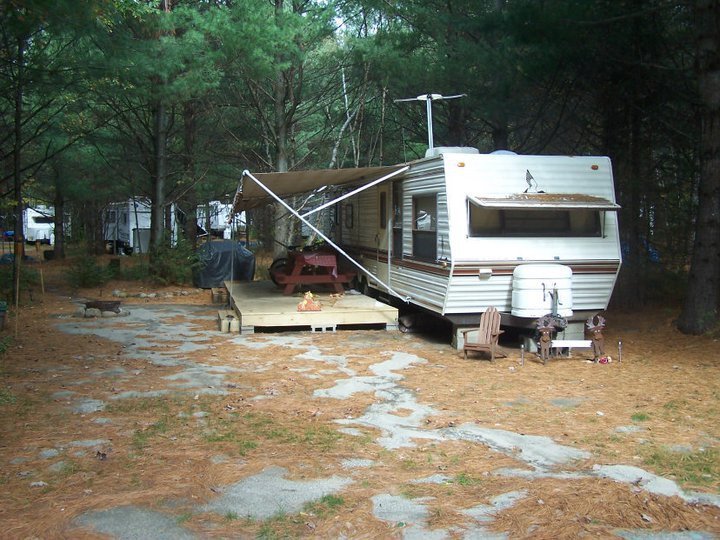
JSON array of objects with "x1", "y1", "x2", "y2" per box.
[
  {"x1": 24, "y1": 205, "x2": 55, "y2": 245},
  {"x1": 196, "y1": 201, "x2": 235, "y2": 239},
  {"x1": 103, "y1": 199, "x2": 152, "y2": 255}
]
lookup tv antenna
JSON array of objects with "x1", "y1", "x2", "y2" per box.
[{"x1": 394, "y1": 93, "x2": 466, "y2": 150}]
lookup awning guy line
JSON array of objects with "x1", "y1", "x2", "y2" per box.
[
  {"x1": 241, "y1": 170, "x2": 411, "y2": 302},
  {"x1": 300, "y1": 165, "x2": 409, "y2": 219}
]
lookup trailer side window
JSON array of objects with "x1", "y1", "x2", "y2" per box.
[
  {"x1": 468, "y1": 205, "x2": 600, "y2": 237},
  {"x1": 413, "y1": 195, "x2": 437, "y2": 260}
]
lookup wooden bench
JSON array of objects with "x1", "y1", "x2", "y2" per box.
[
  {"x1": 272, "y1": 271, "x2": 356, "y2": 295},
  {"x1": 551, "y1": 339, "x2": 592, "y2": 357},
  {"x1": 271, "y1": 251, "x2": 355, "y2": 295}
]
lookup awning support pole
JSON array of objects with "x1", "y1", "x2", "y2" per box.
[
  {"x1": 300, "y1": 166, "x2": 409, "y2": 219},
  {"x1": 241, "y1": 170, "x2": 410, "y2": 302}
]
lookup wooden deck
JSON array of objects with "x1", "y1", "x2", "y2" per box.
[{"x1": 224, "y1": 280, "x2": 399, "y2": 334}]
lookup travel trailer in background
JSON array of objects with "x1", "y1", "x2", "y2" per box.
[
  {"x1": 233, "y1": 147, "x2": 621, "y2": 345},
  {"x1": 196, "y1": 201, "x2": 238, "y2": 239},
  {"x1": 103, "y1": 199, "x2": 152, "y2": 254},
  {"x1": 103, "y1": 199, "x2": 240, "y2": 253},
  {"x1": 24, "y1": 204, "x2": 55, "y2": 244}
]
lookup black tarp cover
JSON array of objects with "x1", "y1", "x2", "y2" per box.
[{"x1": 193, "y1": 240, "x2": 255, "y2": 288}]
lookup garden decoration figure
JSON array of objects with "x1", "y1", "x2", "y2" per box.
[
  {"x1": 586, "y1": 315, "x2": 606, "y2": 361},
  {"x1": 535, "y1": 316, "x2": 556, "y2": 364},
  {"x1": 537, "y1": 326, "x2": 554, "y2": 364},
  {"x1": 297, "y1": 291, "x2": 322, "y2": 312}
]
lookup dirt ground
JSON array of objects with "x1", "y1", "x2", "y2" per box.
[{"x1": 0, "y1": 256, "x2": 718, "y2": 539}]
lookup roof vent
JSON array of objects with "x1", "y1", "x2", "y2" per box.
[{"x1": 424, "y1": 147, "x2": 480, "y2": 158}]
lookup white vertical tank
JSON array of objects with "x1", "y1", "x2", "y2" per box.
[{"x1": 511, "y1": 264, "x2": 573, "y2": 317}]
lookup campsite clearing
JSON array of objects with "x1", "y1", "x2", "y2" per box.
[{"x1": 0, "y1": 267, "x2": 718, "y2": 538}]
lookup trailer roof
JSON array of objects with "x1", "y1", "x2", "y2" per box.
[
  {"x1": 469, "y1": 193, "x2": 620, "y2": 210},
  {"x1": 232, "y1": 165, "x2": 406, "y2": 213}
]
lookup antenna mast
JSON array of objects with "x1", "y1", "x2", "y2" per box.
[{"x1": 394, "y1": 93, "x2": 466, "y2": 150}]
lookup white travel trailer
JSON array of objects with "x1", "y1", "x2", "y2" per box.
[
  {"x1": 196, "y1": 201, "x2": 241, "y2": 239},
  {"x1": 24, "y1": 204, "x2": 55, "y2": 244},
  {"x1": 103, "y1": 198, "x2": 152, "y2": 254},
  {"x1": 233, "y1": 147, "x2": 621, "y2": 344},
  {"x1": 103, "y1": 199, "x2": 201, "y2": 253}
]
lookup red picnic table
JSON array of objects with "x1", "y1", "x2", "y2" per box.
[{"x1": 270, "y1": 250, "x2": 355, "y2": 295}]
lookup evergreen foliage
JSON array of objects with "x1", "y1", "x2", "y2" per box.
[{"x1": 0, "y1": 0, "x2": 716, "y2": 331}]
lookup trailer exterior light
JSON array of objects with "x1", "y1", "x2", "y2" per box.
[
  {"x1": 591, "y1": 164, "x2": 599, "y2": 170},
  {"x1": 457, "y1": 162, "x2": 465, "y2": 167}
]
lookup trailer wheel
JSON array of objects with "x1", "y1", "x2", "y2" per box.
[{"x1": 269, "y1": 257, "x2": 288, "y2": 286}]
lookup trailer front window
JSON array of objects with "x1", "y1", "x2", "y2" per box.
[{"x1": 469, "y1": 206, "x2": 601, "y2": 237}]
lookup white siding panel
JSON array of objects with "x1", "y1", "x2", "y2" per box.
[
  {"x1": 389, "y1": 265, "x2": 448, "y2": 311},
  {"x1": 443, "y1": 273, "x2": 617, "y2": 314},
  {"x1": 444, "y1": 275, "x2": 514, "y2": 313},
  {"x1": 571, "y1": 273, "x2": 617, "y2": 310}
]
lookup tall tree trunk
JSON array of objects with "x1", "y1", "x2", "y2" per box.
[
  {"x1": 181, "y1": 101, "x2": 199, "y2": 248},
  {"x1": 53, "y1": 188, "x2": 65, "y2": 260},
  {"x1": 151, "y1": 99, "x2": 168, "y2": 252},
  {"x1": 12, "y1": 36, "x2": 26, "y2": 306},
  {"x1": 150, "y1": 0, "x2": 173, "y2": 255},
  {"x1": 79, "y1": 201, "x2": 104, "y2": 255},
  {"x1": 677, "y1": 0, "x2": 720, "y2": 334},
  {"x1": 271, "y1": 0, "x2": 298, "y2": 258}
]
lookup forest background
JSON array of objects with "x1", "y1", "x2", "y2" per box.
[{"x1": 1, "y1": 0, "x2": 718, "y2": 334}]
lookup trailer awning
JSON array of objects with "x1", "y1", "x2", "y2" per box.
[
  {"x1": 468, "y1": 193, "x2": 620, "y2": 210},
  {"x1": 232, "y1": 165, "x2": 407, "y2": 212}
]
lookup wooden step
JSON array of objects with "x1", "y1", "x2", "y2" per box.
[{"x1": 217, "y1": 309, "x2": 240, "y2": 333}]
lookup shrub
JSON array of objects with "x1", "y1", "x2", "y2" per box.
[
  {"x1": 66, "y1": 257, "x2": 111, "y2": 288},
  {"x1": 148, "y1": 237, "x2": 200, "y2": 286},
  {"x1": 0, "y1": 261, "x2": 40, "y2": 302},
  {"x1": 0, "y1": 336, "x2": 10, "y2": 355}
]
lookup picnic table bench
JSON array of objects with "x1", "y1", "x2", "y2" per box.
[{"x1": 270, "y1": 250, "x2": 355, "y2": 295}]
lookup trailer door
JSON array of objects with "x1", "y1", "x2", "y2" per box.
[{"x1": 377, "y1": 184, "x2": 391, "y2": 284}]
